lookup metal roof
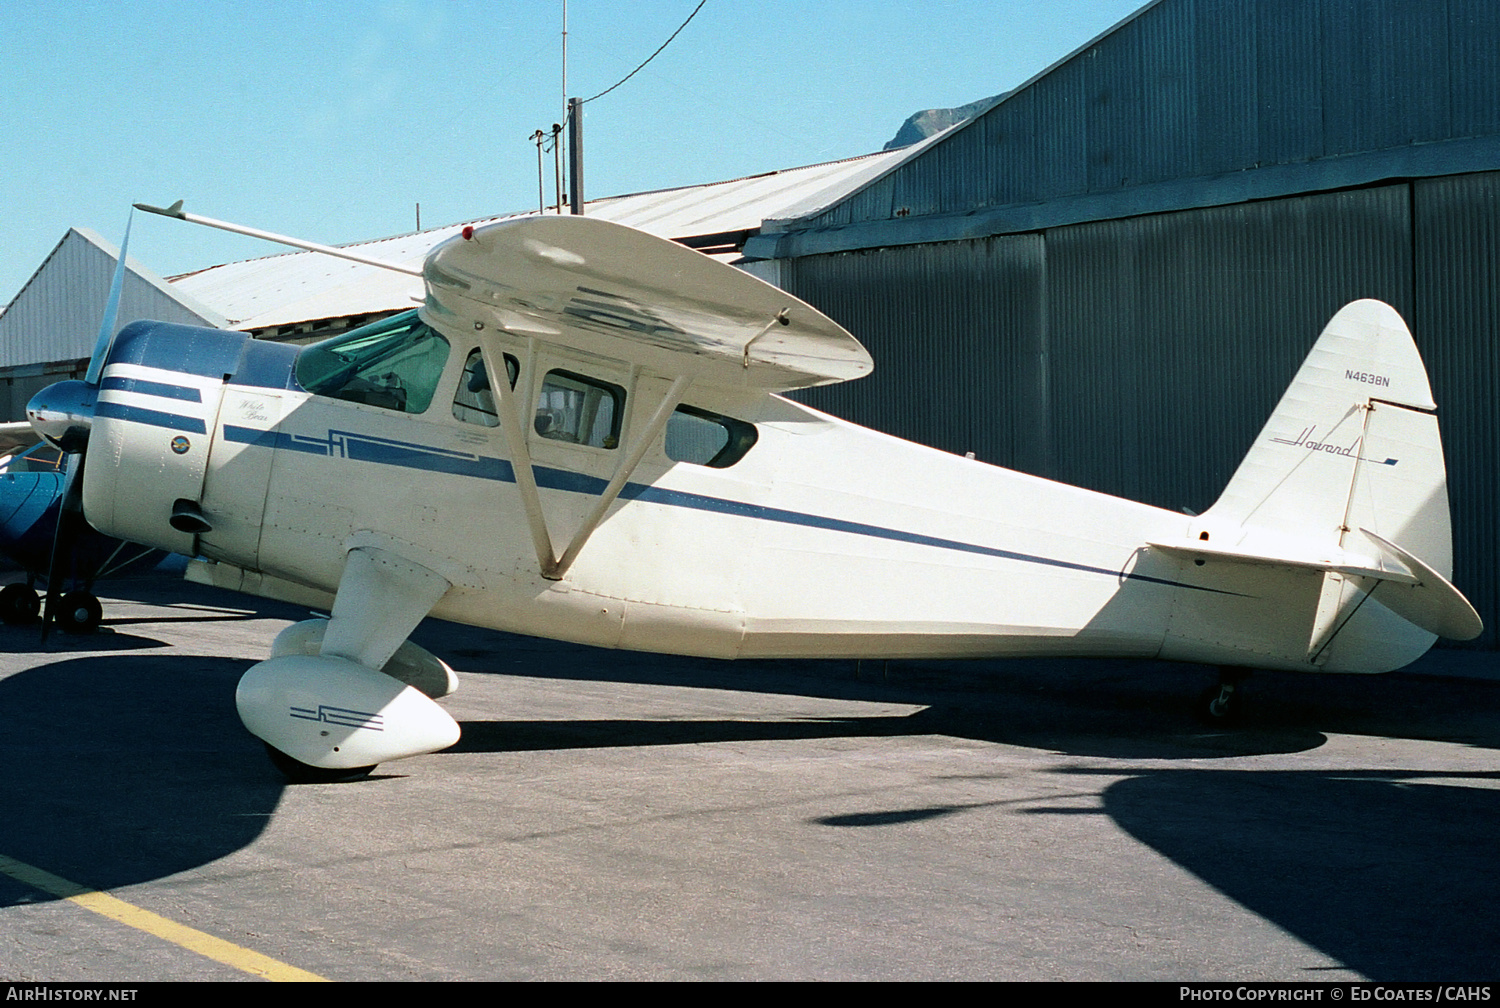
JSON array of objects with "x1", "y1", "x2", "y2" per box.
[
  {"x1": 169, "y1": 151, "x2": 908, "y2": 331},
  {"x1": 0, "y1": 229, "x2": 227, "y2": 370}
]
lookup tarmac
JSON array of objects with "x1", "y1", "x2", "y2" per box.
[{"x1": 0, "y1": 572, "x2": 1496, "y2": 981}]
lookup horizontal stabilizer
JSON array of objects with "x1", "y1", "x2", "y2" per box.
[
  {"x1": 1146, "y1": 539, "x2": 1416, "y2": 585},
  {"x1": 1179, "y1": 299, "x2": 1480, "y2": 667},
  {"x1": 1358, "y1": 528, "x2": 1483, "y2": 641},
  {"x1": 1148, "y1": 530, "x2": 1481, "y2": 642}
]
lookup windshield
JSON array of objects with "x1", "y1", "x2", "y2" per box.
[{"x1": 295, "y1": 310, "x2": 450, "y2": 414}]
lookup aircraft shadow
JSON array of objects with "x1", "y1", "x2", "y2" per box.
[
  {"x1": 451, "y1": 704, "x2": 1322, "y2": 761},
  {"x1": 0, "y1": 624, "x2": 171, "y2": 653},
  {"x1": 452, "y1": 716, "x2": 907, "y2": 752},
  {"x1": 414, "y1": 619, "x2": 1500, "y2": 758},
  {"x1": 1088, "y1": 767, "x2": 1500, "y2": 980},
  {"x1": 0, "y1": 653, "x2": 278, "y2": 906},
  {"x1": 426, "y1": 621, "x2": 1500, "y2": 978},
  {"x1": 0, "y1": 639, "x2": 1313, "y2": 915}
]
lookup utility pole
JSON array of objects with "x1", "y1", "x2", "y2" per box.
[
  {"x1": 552, "y1": 122, "x2": 563, "y2": 213},
  {"x1": 531, "y1": 130, "x2": 546, "y2": 213},
  {"x1": 568, "y1": 97, "x2": 584, "y2": 215}
]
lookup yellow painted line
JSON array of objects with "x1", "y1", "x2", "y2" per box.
[{"x1": 0, "y1": 854, "x2": 329, "y2": 982}]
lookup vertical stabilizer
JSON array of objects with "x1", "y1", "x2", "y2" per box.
[
  {"x1": 1203, "y1": 300, "x2": 1441, "y2": 563},
  {"x1": 1168, "y1": 300, "x2": 1477, "y2": 672}
]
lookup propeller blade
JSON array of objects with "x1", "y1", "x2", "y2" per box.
[
  {"x1": 34, "y1": 209, "x2": 134, "y2": 637},
  {"x1": 84, "y1": 209, "x2": 134, "y2": 387},
  {"x1": 39, "y1": 453, "x2": 85, "y2": 642}
]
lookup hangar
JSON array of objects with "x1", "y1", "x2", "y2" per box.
[{"x1": 750, "y1": 0, "x2": 1500, "y2": 647}]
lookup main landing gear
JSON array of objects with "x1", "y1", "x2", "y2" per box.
[
  {"x1": 262, "y1": 742, "x2": 377, "y2": 785},
  {"x1": 55, "y1": 591, "x2": 102, "y2": 634},
  {"x1": 0, "y1": 583, "x2": 102, "y2": 634},
  {"x1": 0, "y1": 584, "x2": 41, "y2": 625},
  {"x1": 238, "y1": 547, "x2": 462, "y2": 786}
]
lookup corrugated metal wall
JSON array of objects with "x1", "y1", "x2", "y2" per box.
[
  {"x1": 1042, "y1": 186, "x2": 1411, "y2": 507},
  {"x1": 784, "y1": 236, "x2": 1048, "y2": 475},
  {"x1": 0, "y1": 229, "x2": 222, "y2": 423},
  {"x1": 1413, "y1": 172, "x2": 1500, "y2": 649},
  {"x1": 785, "y1": 175, "x2": 1500, "y2": 646},
  {"x1": 809, "y1": 0, "x2": 1500, "y2": 229}
]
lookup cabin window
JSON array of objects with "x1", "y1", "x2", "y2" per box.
[
  {"x1": 534, "y1": 370, "x2": 623, "y2": 449},
  {"x1": 452, "y1": 349, "x2": 517, "y2": 428},
  {"x1": 295, "y1": 310, "x2": 451, "y2": 414},
  {"x1": 664, "y1": 405, "x2": 758, "y2": 468}
]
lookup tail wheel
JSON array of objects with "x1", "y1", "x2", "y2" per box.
[
  {"x1": 1197, "y1": 684, "x2": 1243, "y2": 725},
  {"x1": 56, "y1": 592, "x2": 102, "y2": 634},
  {"x1": 1197, "y1": 668, "x2": 1249, "y2": 726},
  {"x1": 0, "y1": 584, "x2": 42, "y2": 625},
  {"x1": 262, "y1": 743, "x2": 377, "y2": 785}
]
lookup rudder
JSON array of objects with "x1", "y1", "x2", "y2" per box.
[{"x1": 1203, "y1": 300, "x2": 1441, "y2": 560}]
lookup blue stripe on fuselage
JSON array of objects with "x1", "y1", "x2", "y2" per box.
[
  {"x1": 224, "y1": 425, "x2": 514, "y2": 479},
  {"x1": 224, "y1": 423, "x2": 1233, "y2": 595},
  {"x1": 95, "y1": 401, "x2": 207, "y2": 435},
  {"x1": 100, "y1": 376, "x2": 202, "y2": 402}
]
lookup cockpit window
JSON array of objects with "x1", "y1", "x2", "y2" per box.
[{"x1": 295, "y1": 310, "x2": 450, "y2": 414}]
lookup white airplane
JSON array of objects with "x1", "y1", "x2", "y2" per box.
[{"x1": 24, "y1": 206, "x2": 1481, "y2": 782}]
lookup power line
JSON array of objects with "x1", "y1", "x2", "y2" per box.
[{"x1": 580, "y1": 0, "x2": 707, "y2": 105}]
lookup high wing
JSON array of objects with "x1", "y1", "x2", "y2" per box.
[{"x1": 421, "y1": 216, "x2": 872, "y2": 392}]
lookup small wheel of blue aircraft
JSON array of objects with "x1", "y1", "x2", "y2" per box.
[
  {"x1": 55, "y1": 591, "x2": 102, "y2": 634},
  {"x1": 262, "y1": 743, "x2": 377, "y2": 785},
  {"x1": 0, "y1": 583, "x2": 41, "y2": 624}
]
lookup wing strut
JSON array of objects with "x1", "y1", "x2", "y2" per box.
[
  {"x1": 549, "y1": 373, "x2": 692, "y2": 581},
  {"x1": 484, "y1": 349, "x2": 559, "y2": 576},
  {"x1": 485, "y1": 351, "x2": 691, "y2": 581}
]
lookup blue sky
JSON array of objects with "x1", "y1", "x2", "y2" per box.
[{"x1": 1, "y1": 1, "x2": 1146, "y2": 304}]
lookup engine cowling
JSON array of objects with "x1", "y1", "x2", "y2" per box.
[{"x1": 78, "y1": 321, "x2": 274, "y2": 557}]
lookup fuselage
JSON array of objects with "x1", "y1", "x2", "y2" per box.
[{"x1": 79, "y1": 315, "x2": 1433, "y2": 674}]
